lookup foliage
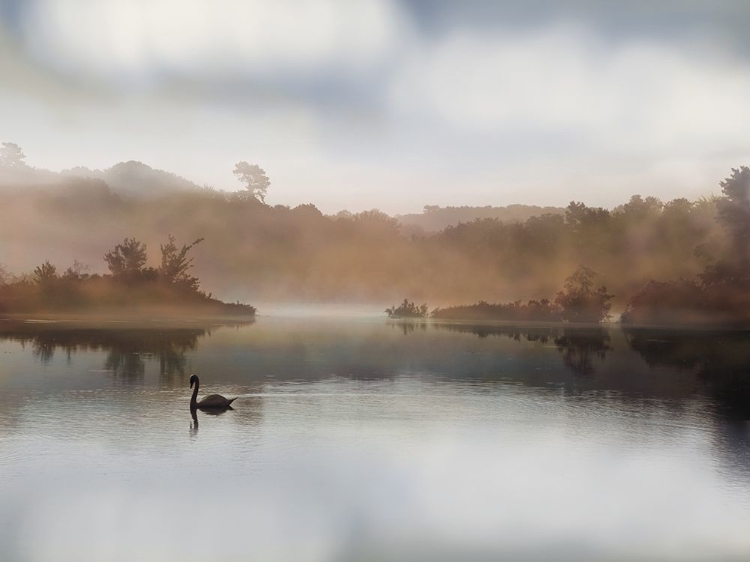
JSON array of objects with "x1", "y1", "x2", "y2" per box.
[
  {"x1": 621, "y1": 277, "x2": 750, "y2": 327},
  {"x1": 431, "y1": 267, "x2": 612, "y2": 323},
  {"x1": 554, "y1": 266, "x2": 614, "y2": 323},
  {"x1": 104, "y1": 238, "x2": 149, "y2": 282},
  {"x1": 715, "y1": 166, "x2": 750, "y2": 277},
  {"x1": 0, "y1": 142, "x2": 27, "y2": 168},
  {"x1": 0, "y1": 263, "x2": 12, "y2": 285},
  {"x1": 63, "y1": 260, "x2": 90, "y2": 281},
  {"x1": 0, "y1": 237, "x2": 255, "y2": 317},
  {"x1": 432, "y1": 299, "x2": 563, "y2": 322},
  {"x1": 621, "y1": 168, "x2": 750, "y2": 326},
  {"x1": 397, "y1": 204, "x2": 565, "y2": 233},
  {"x1": 233, "y1": 162, "x2": 270, "y2": 203},
  {"x1": 33, "y1": 261, "x2": 58, "y2": 284},
  {"x1": 0, "y1": 169, "x2": 723, "y2": 306},
  {"x1": 4, "y1": 147, "x2": 750, "y2": 326},
  {"x1": 385, "y1": 299, "x2": 429, "y2": 318},
  {"x1": 159, "y1": 235, "x2": 204, "y2": 290},
  {"x1": 621, "y1": 279, "x2": 708, "y2": 326}
]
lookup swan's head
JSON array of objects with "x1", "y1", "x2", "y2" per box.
[{"x1": 189, "y1": 374, "x2": 198, "y2": 388}]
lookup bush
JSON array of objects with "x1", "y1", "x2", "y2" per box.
[{"x1": 385, "y1": 299, "x2": 429, "y2": 318}]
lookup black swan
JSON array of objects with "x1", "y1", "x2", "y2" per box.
[{"x1": 189, "y1": 374, "x2": 236, "y2": 410}]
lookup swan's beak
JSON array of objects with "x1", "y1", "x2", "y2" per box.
[{"x1": 190, "y1": 380, "x2": 194, "y2": 389}]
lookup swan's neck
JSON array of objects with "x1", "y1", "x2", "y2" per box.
[{"x1": 190, "y1": 379, "x2": 199, "y2": 407}]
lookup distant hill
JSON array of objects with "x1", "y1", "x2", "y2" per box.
[
  {"x1": 61, "y1": 161, "x2": 202, "y2": 197},
  {"x1": 396, "y1": 204, "x2": 565, "y2": 232}
]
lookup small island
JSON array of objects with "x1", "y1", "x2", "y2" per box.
[
  {"x1": 0, "y1": 236, "x2": 256, "y2": 319},
  {"x1": 387, "y1": 265, "x2": 613, "y2": 324}
]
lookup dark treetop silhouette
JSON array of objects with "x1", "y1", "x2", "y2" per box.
[{"x1": 0, "y1": 235, "x2": 255, "y2": 318}]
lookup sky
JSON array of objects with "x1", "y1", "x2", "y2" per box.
[{"x1": 1, "y1": 0, "x2": 750, "y2": 214}]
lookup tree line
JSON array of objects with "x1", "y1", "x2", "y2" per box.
[
  {"x1": 387, "y1": 167, "x2": 750, "y2": 326},
  {"x1": 2, "y1": 142, "x2": 750, "y2": 325},
  {"x1": 388, "y1": 265, "x2": 613, "y2": 323},
  {"x1": 0, "y1": 235, "x2": 255, "y2": 317}
]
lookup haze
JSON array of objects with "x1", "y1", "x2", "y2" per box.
[{"x1": 2, "y1": 0, "x2": 750, "y2": 214}]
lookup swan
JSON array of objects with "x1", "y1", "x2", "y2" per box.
[{"x1": 189, "y1": 374, "x2": 236, "y2": 410}]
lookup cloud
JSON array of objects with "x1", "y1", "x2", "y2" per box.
[
  {"x1": 3, "y1": 4, "x2": 750, "y2": 211},
  {"x1": 19, "y1": 0, "x2": 408, "y2": 85},
  {"x1": 389, "y1": 24, "x2": 750, "y2": 156}
]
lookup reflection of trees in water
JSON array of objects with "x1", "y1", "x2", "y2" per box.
[
  {"x1": 104, "y1": 347, "x2": 147, "y2": 380},
  {"x1": 625, "y1": 329, "x2": 750, "y2": 420},
  {"x1": 626, "y1": 328, "x2": 750, "y2": 486},
  {"x1": 30, "y1": 339, "x2": 56, "y2": 364},
  {"x1": 388, "y1": 320, "x2": 427, "y2": 335},
  {"x1": 0, "y1": 323, "x2": 247, "y2": 381},
  {"x1": 99, "y1": 330, "x2": 200, "y2": 381},
  {"x1": 432, "y1": 323, "x2": 611, "y2": 375},
  {"x1": 554, "y1": 329, "x2": 611, "y2": 376},
  {"x1": 432, "y1": 323, "x2": 556, "y2": 342}
]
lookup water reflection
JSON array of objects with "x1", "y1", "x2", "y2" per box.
[
  {"x1": 2, "y1": 321, "x2": 749, "y2": 408},
  {"x1": 433, "y1": 323, "x2": 611, "y2": 375},
  {"x1": 1, "y1": 319, "x2": 750, "y2": 560},
  {"x1": 554, "y1": 329, "x2": 611, "y2": 375},
  {"x1": 625, "y1": 329, "x2": 750, "y2": 420},
  {"x1": 190, "y1": 407, "x2": 199, "y2": 437},
  {"x1": 387, "y1": 319, "x2": 427, "y2": 335},
  {"x1": 432, "y1": 323, "x2": 557, "y2": 341},
  {"x1": 0, "y1": 320, "x2": 252, "y2": 381}
]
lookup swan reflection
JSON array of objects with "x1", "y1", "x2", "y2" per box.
[{"x1": 190, "y1": 408, "x2": 199, "y2": 438}]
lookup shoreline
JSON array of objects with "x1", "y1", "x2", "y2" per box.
[{"x1": 2, "y1": 312, "x2": 747, "y2": 332}]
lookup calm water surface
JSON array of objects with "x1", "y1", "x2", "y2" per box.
[{"x1": 1, "y1": 318, "x2": 750, "y2": 561}]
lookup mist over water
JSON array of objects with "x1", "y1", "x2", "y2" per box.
[
  {"x1": 1, "y1": 318, "x2": 749, "y2": 561},
  {"x1": 0, "y1": 159, "x2": 729, "y2": 309},
  {"x1": 4, "y1": 3, "x2": 750, "y2": 560}
]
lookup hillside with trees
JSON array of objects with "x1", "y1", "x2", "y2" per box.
[
  {"x1": 621, "y1": 167, "x2": 750, "y2": 326},
  {"x1": 2, "y1": 142, "x2": 750, "y2": 326},
  {"x1": 61, "y1": 161, "x2": 203, "y2": 198},
  {"x1": 396, "y1": 204, "x2": 565, "y2": 233}
]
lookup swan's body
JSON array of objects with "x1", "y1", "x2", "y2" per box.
[{"x1": 190, "y1": 374, "x2": 236, "y2": 410}]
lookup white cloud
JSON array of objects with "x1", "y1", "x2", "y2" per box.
[
  {"x1": 390, "y1": 25, "x2": 750, "y2": 155},
  {"x1": 391, "y1": 26, "x2": 607, "y2": 131},
  {"x1": 5, "y1": 10, "x2": 750, "y2": 212},
  {"x1": 20, "y1": 0, "x2": 407, "y2": 83}
]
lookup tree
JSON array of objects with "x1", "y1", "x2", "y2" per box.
[
  {"x1": 564, "y1": 201, "x2": 611, "y2": 261},
  {"x1": 565, "y1": 202, "x2": 610, "y2": 232},
  {"x1": 0, "y1": 142, "x2": 27, "y2": 168},
  {"x1": 33, "y1": 261, "x2": 58, "y2": 284},
  {"x1": 0, "y1": 263, "x2": 12, "y2": 285},
  {"x1": 104, "y1": 238, "x2": 148, "y2": 281},
  {"x1": 63, "y1": 260, "x2": 90, "y2": 281},
  {"x1": 233, "y1": 162, "x2": 270, "y2": 203},
  {"x1": 159, "y1": 235, "x2": 204, "y2": 290},
  {"x1": 716, "y1": 166, "x2": 750, "y2": 276},
  {"x1": 385, "y1": 299, "x2": 429, "y2": 318},
  {"x1": 554, "y1": 266, "x2": 613, "y2": 323}
]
